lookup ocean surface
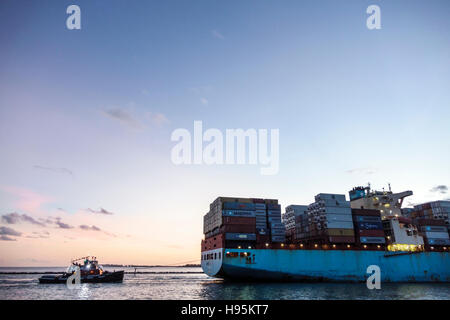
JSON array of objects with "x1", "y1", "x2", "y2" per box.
[{"x1": 0, "y1": 267, "x2": 449, "y2": 300}]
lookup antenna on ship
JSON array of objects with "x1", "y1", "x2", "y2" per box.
[{"x1": 388, "y1": 183, "x2": 391, "y2": 192}]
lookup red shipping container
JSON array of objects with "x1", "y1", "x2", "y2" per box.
[
  {"x1": 414, "y1": 218, "x2": 446, "y2": 226},
  {"x1": 351, "y1": 209, "x2": 381, "y2": 217},
  {"x1": 329, "y1": 236, "x2": 355, "y2": 243},
  {"x1": 252, "y1": 198, "x2": 265, "y2": 204},
  {"x1": 220, "y1": 224, "x2": 255, "y2": 233},
  {"x1": 397, "y1": 216, "x2": 412, "y2": 224},
  {"x1": 222, "y1": 216, "x2": 256, "y2": 225},
  {"x1": 358, "y1": 229, "x2": 385, "y2": 237},
  {"x1": 256, "y1": 234, "x2": 270, "y2": 244},
  {"x1": 202, "y1": 233, "x2": 224, "y2": 251}
]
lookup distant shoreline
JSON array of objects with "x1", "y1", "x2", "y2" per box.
[
  {"x1": 0, "y1": 264, "x2": 200, "y2": 269},
  {"x1": 0, "y1": 271, "x2": 204, "y2": 275}
]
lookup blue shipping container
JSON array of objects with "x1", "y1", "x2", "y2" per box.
[
  {"x1": 427, "y1": 238, "x2": 450, "y2": 245},
  {"x1": 359, "y1": 236, "x2": 385, "y2": 244},
  {"x1": 271, "y1": 235, "x2": 286, "y2": 242},
  {"x1": 267, "y1": 204, "x2": 281, "y2": 210},
  {"x1": 356, "y1": 222, "x2": 383, "y2": 230},
  {"x1": 422, "y1": 226, "x2": 448, "y2": 232},
  {"x1": 222, "y1": 210, "x2": 256, "y2": 217},
  {"x1": 225, "y1": 233, "x2": 256, "y2": 241},
  {"x1": 355, "y1": 216, "x2": 382, "y2": 223}
]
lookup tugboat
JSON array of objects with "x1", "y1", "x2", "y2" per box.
[{"x1": 39, "y1": 256, "x2": 124, "y2": 284}]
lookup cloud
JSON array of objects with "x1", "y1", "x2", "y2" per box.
[
  {"x1": 26, "y1": 231, "x2": 50, "y2": 239},
  {"x1": 33, "y1": 165, "x2": 73, "y2": 177},
  {"x1": 103, "y1": 107, "x2": 168, "y2": 128},
  {"x1": 53, "y1": 218, "x2": 73, "y2": 229},
  {"x1": 1, "y1": 212, "x2": 46, "y2": 226},
  {"x1": 0, "y1": 226, "x2": 22, "y2": 237},
  {"x1": 189, "y1": 86, "x2": 213, "y2": 95},
  {"x1": 55, "y1": 221, "x2": 73, "y2": 229},
  {"x1": 146, "y1": 112, "x2": 169, "y2": 126},
  {"x1": 1, "y1": 213, "x2": 71, "y2": 230},
  {"x1": 102, "y1": 108, "x2": 141, "y2": 128},
  {"x1": 200, "y1": 98, "x2": 209, "y2": 106},
  {"x1": 211, "y1": 30, "x2": 224, "y2": 40},
  {"x1": 0, "y1": 235, "x2": 16, "y2": 241},
  {"x1": 86, "y1": 208, "x2": 114, "y2": 215},
  {"x1": 0, "y1": 186, "x2": 53, "y2": 213},
  {"x1": 430, "y1": 185, "x2": 448, "y2": 194},
  {"x1": 345, "y1": 167, "x2": 378, "y2": 175},
  {"x1": 79, "y1": 225, "x2": 101, "y2": 231},
  {"x1": 79, "y1": 225, "x2": 117, "y2": 237}
]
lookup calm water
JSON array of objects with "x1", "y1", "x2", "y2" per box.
[{"x1": 0, "y1": 267, "x2": 449, "y2": 300}]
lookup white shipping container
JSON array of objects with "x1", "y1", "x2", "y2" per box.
[
  {"x1": 325, "y1": 221, "x2": 354, "y2": 229},
  {"x1": 424, "y1": 231, "x2": 449, "y2": 239},
  {"x1": 315, "y1": 193, "x2": 346, "y2": 202}
]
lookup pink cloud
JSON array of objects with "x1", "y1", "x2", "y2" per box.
[{"x1": 0, "y1": 186, "x2": 53, "y2": 214}]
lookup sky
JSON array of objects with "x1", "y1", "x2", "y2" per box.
[{"x1": 0, "y1": 0, "x2": 449, "y2": 266}]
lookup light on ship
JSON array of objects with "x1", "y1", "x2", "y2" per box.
[{"x1": 387, "y1": 244, "x2": 420, "y2": 252}]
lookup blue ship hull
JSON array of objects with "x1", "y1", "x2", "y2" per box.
[{"x1": 201, "y1": 248, "x2": 450, "y2": 282}]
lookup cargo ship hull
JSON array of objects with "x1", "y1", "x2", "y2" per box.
[{"x1": 202, "y1": 248, "x2": 450, "y2": 282}]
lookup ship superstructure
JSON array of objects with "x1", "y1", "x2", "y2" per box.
[{"x1": 349, "y1": 184, "x2": 412, "y2": 217}]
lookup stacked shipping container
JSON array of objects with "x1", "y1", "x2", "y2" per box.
[
  {"x1": 294, "y1": 193, "x2": 356, "y2": 244},
  {"x1": 309, "y1": 194, "x2": 355, "y2": 243},
  {"x1": 412, "y1": 201, "x2": 450, "y2": 231},
  {"x1": 267, "y1": 202, "x2": 286, "y2": 243},
  {"x1": 283, "y1": 205, "x2": 308, "y2": 243},
  {"x1": 202, "y1": 197, "x2": 286, "y2": 251},
  {"x1": 414, "y1": 218, "x2": 450, "y2": 247},
  {"x1": 410, "y1": 201, "x2": 450, "y2": 248},
  {"x1": 351, "y1": 209, "x2": 386, "y2": 245}
]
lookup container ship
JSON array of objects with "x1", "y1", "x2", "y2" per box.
[{"x1": 201, "y1": 185, "x2": 450, "y2": 282}]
